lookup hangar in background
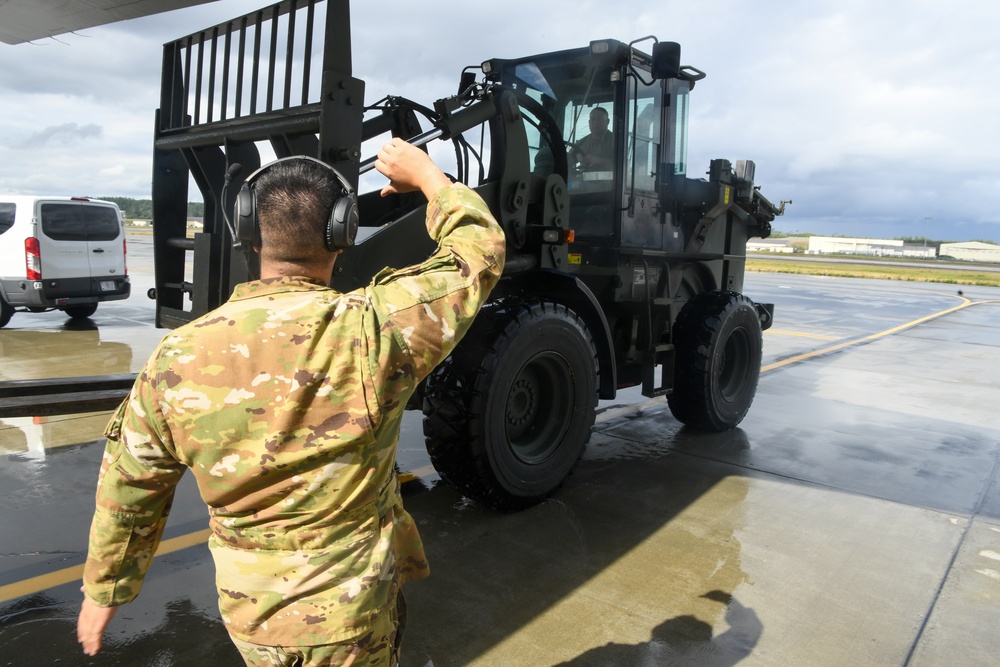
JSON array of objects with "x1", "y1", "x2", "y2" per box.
[
  {"x1": 747, "y1": 239, "x2": 794, "y2": 253},
  {"x1": 807, "y1": 237, "x2": 936, "y2": 259},
  {"x1": 939, "y1": 241, "x2": 1000, "y2": 263}
]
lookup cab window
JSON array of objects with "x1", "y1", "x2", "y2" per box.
[
  {"x1": 41, "y1": 204, "x2": 120, "y2": 242},
  {"x1": 625, "y1": 75, "x2": 662, "y2": 193}
]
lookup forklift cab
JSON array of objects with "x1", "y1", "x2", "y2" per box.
[{"x1": 496, "y1": 39, "x2": 694, "y2": 250}]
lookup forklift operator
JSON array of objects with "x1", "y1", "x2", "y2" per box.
[{"x1": 571, "y1": 106, "x2": 613, "y2": 171}]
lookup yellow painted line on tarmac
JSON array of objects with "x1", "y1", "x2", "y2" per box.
[
  {"x1": 399, "y1": 465, "x2": 437, "y2": 484},
  {"x1": 0, "y1": 528, "x2": 212, "y2": 604},
  {"x1": 761, "y1": 297, "x2": 974, "y2": 372},
  {"x1": 598, "y1": 295, "x2": 987, "y2": 422},
  {"x1": 766, "y1": 329, "x2": 840, "y2": 340}
]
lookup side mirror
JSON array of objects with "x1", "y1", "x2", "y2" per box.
[
  {"x1": 651, "y1": 41, "x2": 681, "y2": 80},
  {"x1": 458, "y1": 71, "x2": 477, "y2": 96}
]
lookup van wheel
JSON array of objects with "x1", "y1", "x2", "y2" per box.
[
  {"x1": 0, "y1": 296, "x2": 13, "y2": 328},
  {"x1": 64, "y1": 304, "x2": 98, "y2": 319},
  {"x1": 423, "y1": 299, "x2": 598, "y2": 511}
]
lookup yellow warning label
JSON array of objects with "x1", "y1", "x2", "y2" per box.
[{"x1": 568, "y1": 253, "x2": 582, "y2": 265}]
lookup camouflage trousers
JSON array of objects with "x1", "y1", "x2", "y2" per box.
[{"x1": 231, "y1": 592, "x2": 407, "y2": 667}]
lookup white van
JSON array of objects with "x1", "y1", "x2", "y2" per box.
[{"x1": 0, "y1": 196, "x2": 130, "y2": 328}]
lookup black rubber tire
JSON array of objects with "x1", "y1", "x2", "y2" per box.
[
  {"x1": 422, "y1": 299, "x2": 598, "y2": 511},
  {"x1": 0, "y1": 296, "x2": 12, "y2": 328},
  {"x1": 667, "y1": 290, "x2": 763, "y2": 431},
  {"x1": 64, "y1": 303, "x2": 98, "y2": 319}
]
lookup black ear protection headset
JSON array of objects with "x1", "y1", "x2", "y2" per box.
[{"x1": 230, "y1": 155, "x2": 359, "y2": 252}]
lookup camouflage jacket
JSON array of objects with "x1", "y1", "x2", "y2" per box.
[{"x1": 83, "y1": 184, "x2": 505, "y2": 645}]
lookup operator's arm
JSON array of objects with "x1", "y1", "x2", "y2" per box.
[
  {"x1": 370, "y1": 139, "x2": 505, "y2": 382},
  {"x1": 79, "y1": 363, "x2": 185, "y2": 653}
]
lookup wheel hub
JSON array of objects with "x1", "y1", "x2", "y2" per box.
[
  {"x1": 503, "y1": 354, "x2": 575, "y2": 464},
  {"x1": 506, "y1": 377, "x2": 537, "y2": 427}
]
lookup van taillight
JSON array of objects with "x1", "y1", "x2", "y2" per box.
[
  {"x1": 123, "y1": 236, "x2": 128, "y2": 275},
  {"x1": 25, "y1": 237, "x2": 41, "y2": 280}
]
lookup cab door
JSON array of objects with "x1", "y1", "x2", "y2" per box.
[
  {"x1": 621, "y1": 67, "x2": 665, "y2": 250},
  {"x1": 37, "y1": 200, "x2": 124, "y2": 282},
  {"x1": 80, "y1": 203, "x2": 126, "y2": 283}
]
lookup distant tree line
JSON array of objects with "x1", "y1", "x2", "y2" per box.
[{"x1": 98, "y1": 196, "x2": 204, "y2": 220}]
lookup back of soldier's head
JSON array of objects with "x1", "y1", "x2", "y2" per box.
[{"x1": 255, "y1": 159, "x2": 338, "y2": 265}]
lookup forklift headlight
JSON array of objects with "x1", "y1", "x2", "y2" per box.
[
  {"x1": 542, "y1": 229, "x2": 575, "y2": 244},
  {"x1": 590, "y1": 40, "x2": 610, "y2": 55}
]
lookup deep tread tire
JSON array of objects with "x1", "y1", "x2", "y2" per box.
[
  {"x1": 422, "y1": 299, "x2": 598, "y2": 511},
  {"x1": 667, "y1": 290, "x2": 763, "y2": 431},
  {"x1": 0, "y1": 296, "x2": 12, "y2": 328},
  {"x1": 64, "y1": 304, "x2": 98, "y2": 319}
]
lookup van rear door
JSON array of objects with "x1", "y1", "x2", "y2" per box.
[{"x1": 37, "y1": 200, "x2": 125, "y2": 283}]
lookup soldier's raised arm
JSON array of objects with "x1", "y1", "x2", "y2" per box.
[{"x1": 368, "y1": 139, "x2": 506, "y2": 383}]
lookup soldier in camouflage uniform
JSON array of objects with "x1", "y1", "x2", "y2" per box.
[{"x1": 77, "y1": 139, "x2": 506, "y2": 666}]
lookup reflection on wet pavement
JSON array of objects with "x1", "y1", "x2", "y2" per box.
[
  {"x1": 396, "y1": 420, "x2": 758, "y2": 666},
  {"x1": 0, "y1": 321, "x2": 134, "y2": 380},
  {"x1": 0, "y1": 324, "x2": 131, "y2": 454},
  {"x1": 0, "y1": 413, "x2": 111, "y2": 457}
]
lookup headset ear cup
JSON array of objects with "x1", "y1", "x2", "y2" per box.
[
  {"x1": 235, "y1": 184, "x2": 257, "y2": 249},
  {"x1": 326, "y1": 190, "x2": 359, "y2": 250}
]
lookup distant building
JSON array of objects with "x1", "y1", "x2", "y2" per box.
[
  {"x1": 747, "y1": 239, "x2": 794, "y2": 253},
  {"x1": 807, "y1": 237, "x2": 936, "y2": 259},
  {"x1": 938, "y1": 241, "x2": 1000, "y2": 263}
]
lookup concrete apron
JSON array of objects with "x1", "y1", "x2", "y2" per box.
[
  {"x1": 398, "y1": 300, "x2": 1000, "y2": 667},
  {"x1": 399, "y1": 404, "x2": 1000, "y2": 667}
]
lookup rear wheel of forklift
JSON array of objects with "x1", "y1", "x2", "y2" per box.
[
  {"x1": 0, "y1": 295, "x2": 13, "y2": 328},
  {"x1": 422, "y1": 299, "x2": 598, "y2": 511},
  {"x1": 667, "y1": 290, "x2": 763, "y2": 431}
]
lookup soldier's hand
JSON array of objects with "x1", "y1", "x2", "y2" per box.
[
  {"x1": 375, "y1": 138, "x2": 451, "y2": 200},
  {"x1": 77, "y1": 590, "x2": 118, "y2": 656}
]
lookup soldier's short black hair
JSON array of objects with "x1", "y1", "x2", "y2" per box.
[{"x1": 255, "y1": 159, "x2": 339, "y2": 265}]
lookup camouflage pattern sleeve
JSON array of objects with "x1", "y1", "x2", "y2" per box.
[
  {"x1": 82, "y1": 362, "x2": 186, "y2": 607},
  {"x1": 367, "y1": 183, "x2": 505, "y2": 390}
]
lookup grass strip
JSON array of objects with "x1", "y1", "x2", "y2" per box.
[{"x1": 747, "y1": 258, "x2": 1000, "y2": 287}]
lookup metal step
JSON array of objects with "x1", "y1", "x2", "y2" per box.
[{"x1": 0, "y1": 374, "x2": 136, "y2": 418}]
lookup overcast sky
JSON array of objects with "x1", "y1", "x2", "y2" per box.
[{"x1": 0, "y1": 0, "x2": 997, "y2": 242}]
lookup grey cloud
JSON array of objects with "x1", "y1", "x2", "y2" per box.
[{"x1": 13, "y1": 122, "x2": 103, "y2": 149}]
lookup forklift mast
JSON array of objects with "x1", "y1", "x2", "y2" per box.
[{"x1": 151, "y1": 0, "x2": 363, "y2": 328}]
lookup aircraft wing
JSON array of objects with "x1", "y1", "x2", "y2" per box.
[{"x1": 0, "y1": 0, "x2": 220, "y2": 45}]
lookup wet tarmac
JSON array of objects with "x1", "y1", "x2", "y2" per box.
[{"x1": 2, "y1": 233, "x2": 999, "y2": 665}]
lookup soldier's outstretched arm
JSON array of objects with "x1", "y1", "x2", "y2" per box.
[{"x1": 79, "y1": 369, "x2": 186, "y2": 654}]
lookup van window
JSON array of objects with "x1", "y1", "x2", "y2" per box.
[
  {"x1": 0, "y1": 203, "x2": 14, "y2": 235},
  {"x1": 40, "y1": 203, "x2": 120, "y2": 242}
]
